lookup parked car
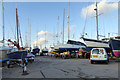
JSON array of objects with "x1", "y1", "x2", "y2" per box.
[
  {"x1": 60, "y1": 52, "x2": 70, "y2": 59},
  {"x1": 77, "y1": 48, "x2": 90, "y2": 58},
  {"x1": 90, "y1": 48, "x2": 109, "y2": 64}
]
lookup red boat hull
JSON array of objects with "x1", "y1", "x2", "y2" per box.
[{"x1": 113, "y1": 50, "x2": 120, "y2": 57}]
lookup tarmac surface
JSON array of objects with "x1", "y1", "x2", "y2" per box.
[{"x1": 2, "y1": 56, "x2": 119, "y2": 79}]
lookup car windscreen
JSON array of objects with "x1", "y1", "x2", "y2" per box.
[{"x1": 92, "y1": 49, "x2": 99, "y2": 54}]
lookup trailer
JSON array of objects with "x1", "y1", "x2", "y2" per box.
[{"x1": 7, "y1": 59, "x2": 23, "y2": 68}]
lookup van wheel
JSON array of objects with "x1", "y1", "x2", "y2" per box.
[
  {"x1": 105, "y1": 61, "x2": 109, "y2": 64},
  {"x1": 91, "y1": 60, "x2": 94, "y2": 64}
]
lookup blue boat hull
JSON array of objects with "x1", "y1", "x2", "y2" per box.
[{"x1": 7, "y1": 51, "x2": 27, "y2": 59}]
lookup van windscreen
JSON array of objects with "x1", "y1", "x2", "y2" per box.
[{"x1": 92, "y1": 49, "x2": 99, "y2": 54}]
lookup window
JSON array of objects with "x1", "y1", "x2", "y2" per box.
[
  {"x1": 92, "y1": 49, "x2": 99, "y2": 54},
  {"x1": 99, "y1": 49, "x2": 104, "y2": 54}
]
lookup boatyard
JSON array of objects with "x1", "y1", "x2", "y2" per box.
[
  {"x1": 0, "y1": 0, "x2": 119, "y2": 79},
  {"x1": 2, "y1": 56, "x2": 119, "y2": 78}
]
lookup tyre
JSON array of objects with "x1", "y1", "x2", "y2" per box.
[
  {"x1": 62, "y1": 55, "x2": 66, "y2": 59},
  {"x1": 7, "y1": 64, "x2": 10, "y2": 68},
  {"x1": 76, "y1": 54, "x2": 79, "y2": 58},
  {"x1": 105, "y1": 61, "x2": 109, "y2": 64},
  {"x1": 68, "y1": 55, "x2": 71, "y2": 59},
  {"x1": 91, "y1": 60, "x2": 94, "y2": 64}
]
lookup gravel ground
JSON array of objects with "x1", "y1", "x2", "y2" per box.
[{"x1": 2, "y1": 56, "x2": 119, "y2": 79}]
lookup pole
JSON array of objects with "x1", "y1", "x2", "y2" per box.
[
  {"x1": 57, "y1": 16, "x2": 59, "y2": 44},
  {"x1": 95, "y1": 1, "x2": 99, "y2": 40},
  {"x1": 63, "y1": 8, "x2": 65, "y2": 44},
  {"x1": 29, "y1": 20, "x2": 31, "y2": 48},
  {"x1": 68, "y1": 0, "x2": 70, "y2": 40},
  {"x1": 2, "y1": 0, "x2": 5, "y2": 46},
  {"x1": 45, "y1": 25, "x2": 46, "y2": 48},
  {"x1": 16, "y1": 8, "x2": 19, "y2": 49}
]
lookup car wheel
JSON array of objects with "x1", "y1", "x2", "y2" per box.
[
  {"x1": 105, "y1": 61, "x2": 109, "y2": 64},
  {"x1": 62, "y1": 55, "x2": 66, "y2": 59},
  {"x1": 91, "y1": 60, "x2": 94, "y2": 64}
]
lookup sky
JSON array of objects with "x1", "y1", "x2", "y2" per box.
[{"x1": 0, "y1": 0, "x2": 118, "y2": 49}]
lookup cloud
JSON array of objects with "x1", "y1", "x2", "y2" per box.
[
  {"x1": 32, "y1": 25, "x2": 76, "y2": 47},
  {"x1": 32, "y1": 30, "x2": 53, "y2": 46},
  {"x1": 81, "y1": 0, "x2": 118, "y2": 18},
  {"x1": 37, "y1": 30, "x2": 47, "y2": 36}
]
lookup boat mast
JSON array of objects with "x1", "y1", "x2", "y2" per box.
[
  {"x1": 45, "y1": 25, "x2": 46, "y2": 48},
  {"x1": 30, "y1": 18, "x2": 31, "y2": 48},
  {"x1": 94, "y1": 0, "x2": 99, "y2": 40},
  {"x1": 68, "y1": 0, "x2": 70, "y2": 40},
  {"x1": 63, "y1": 8, "x2": 65, "y2": 44},
  {"x1": 2, "y1": 0, "x2": 5, "y2": 46},
  {"x1": 16, "y1": 8, "x2": 19, "y2": 49},
  {"x1": 57, "y1": 16, "x2": 59, "y2": 44}
]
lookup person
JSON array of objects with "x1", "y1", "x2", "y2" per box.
[{"x1": 79, "y1": 47, "x2": 82, "y2": 57}]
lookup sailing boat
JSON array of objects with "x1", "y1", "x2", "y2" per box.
[
  {"x1": 81, "y1": 1, "x2": 110, "y2": 52},
  {"x1": 0, "y1": 0, "x2": 13, "y2": 62},
  {"x1": 54, "y1": 7, "x2": 86, "y2": 51},
  {"x1": 42, "y1": 25, "x2": 48, "y2": 54},
  {"x1": 7, "y1": 7, "x2": 27, "y2": 59}
]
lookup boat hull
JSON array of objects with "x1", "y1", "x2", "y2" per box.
[
  {"x1": 82, "y1": 38, "x2": 110, "y2": 53},
  {"x1": 112, "y1": 50, "x2": 120, "y2": 57},
  {"x1": 42, "y1": 50, "x2": 48, "y2": 53},
  {"x1": 109, "y1": 39, "x2": 120, "y2": 57},
  {"x1": 82, "y1": 38, "x2": 109, "y2": 48},
  {"x1": 33, "y1": 48, "x2": 40, "y2": 53},
  {"x1": 7, "y1": 51, "x2": 27, "y2": 59}
]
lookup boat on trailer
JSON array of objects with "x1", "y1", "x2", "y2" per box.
[{"x1": 109, "y1": 36, "x2": 120, "y2": 57}]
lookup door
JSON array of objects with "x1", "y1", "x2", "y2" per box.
[{"x1": 92, "y1": 49, "x2": 99, "y2": 60}]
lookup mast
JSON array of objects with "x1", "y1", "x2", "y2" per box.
[
  {"x1": 68, "y1": 0, "x2": 70, "y2": 40},
  {"x1": 94, "y1": 0, "x2": 99, "y2": 40},
  {"x1": 2, "y1": 0, "x2": 5, "y2": 46},
  {"x1": 57, "y1": 16, "x2": 59, "y2": 44},
  {"x1": 63, "y1": 8, "x2": 65, "y2": 44},
  {"x1": 45, "y1": 25, "x2": 46, "y2": 48},
  {"x1": 16, "y1": 8, "x2": 19, "y2": 49},
  {"x1": 29, "y1": 18, "x2": 31, "y2": 48}
]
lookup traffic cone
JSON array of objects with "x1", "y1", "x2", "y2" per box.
[{"x1": 22, "y1": 63, "x2": 29, "y2": 75}]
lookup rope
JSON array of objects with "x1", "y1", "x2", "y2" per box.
[
  {"x1": 82, "y1": 2, "x2": 90, "y2": 37},
  {"x1": 5, "y1": 11, "x2": 16, "y2": 40},
  {"x1": 18, "y1": 22, "x2": 23, "y2": 47}
]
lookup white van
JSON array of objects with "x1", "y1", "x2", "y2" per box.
[{"x1": 90, "y1": 48, "x2": 109, "y2": 64}]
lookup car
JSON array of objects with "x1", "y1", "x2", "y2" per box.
[
  {"x1": 60, "y1": 52, "x2": 70, "y2": 59},
  {"x1": 90, "y1": 48, "x2": 109, "y2": 64},
  {"x1": 78, "y1": 48, "x2": 90, "y2": 58}
]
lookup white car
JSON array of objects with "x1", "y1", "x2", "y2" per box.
[{"x1": 90, "y1": 48, "x2": 109, "y2": 64}]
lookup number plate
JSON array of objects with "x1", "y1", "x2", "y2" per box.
[{"x1": 93, "y1": 55, "x2": 98, "y2": 57}]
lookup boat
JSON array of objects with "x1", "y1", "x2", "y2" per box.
[
  {"x1": 109, "y1": 36, "x2": 120, "y2": 57},
  {"x1": 7, "y1": 50, "x2": 27, "y2": 59},
  {"x1": 0, "y1": 0, "x2": 13, "y2": 62},
  {"x1": 32, "y1": 47, "x2": 40, "y2": 54},
  {"x1": 0, "y1": 46, "x2": 12, "y2": 62},
  {"x1": 81, "y1": 1, "x2": 110, "y2": 53},
  {"x1": 67, "y1": 40, "x2": 86, "y2": 46},
  {"x1": 42, "y1": 47, "x2": 48, "y2": 53},
  {"x1": 42, "y1": 25, "x2": 48, "y2": 53},
  {"x1": 81, "y1": 37, "x2": 110, "y2": 52},
  {"x1": 7, "y1": 7, "x2": 27, "y2": 59},
  {"x1": 54, "y1": 40, "x2": 86, "y2": 52}
]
